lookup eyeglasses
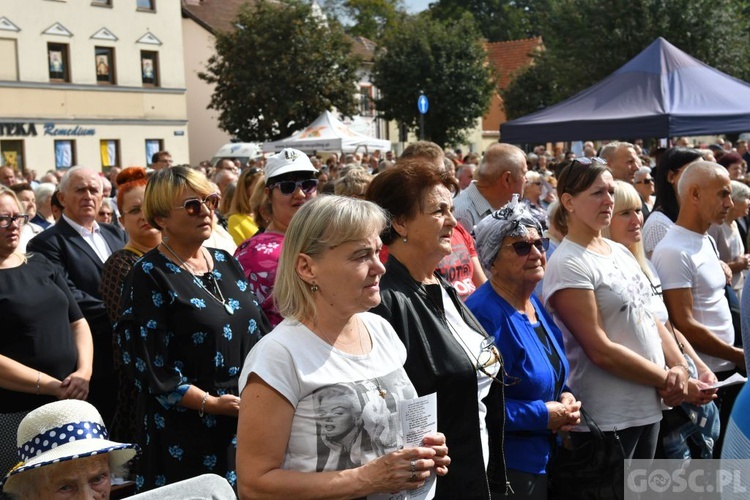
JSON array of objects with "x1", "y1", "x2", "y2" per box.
[
  {"x1": 636, "y1": 178, "x2": 654, "y2": 185},
  {"x1": 0, "y1": 214, "x2": 29, "y2": 228},
  {"x1": 477, "y1": 337, "x2": 502, "y2": 372},
  {"x1": 531, "y1": 181, "x2": 543, "y2": 186},
  {"x1": 173, "y1": 193, "x2": 220, "y2": 216},
  {"x1": 268, "y1": 179, "x2": 318, "y2": 196},
  {"x1": 571, "y1": 156, "x2": 607, "y2": 166},
  {"x1": 502, "y1": 237, "x2": 550, "y2": 256}
]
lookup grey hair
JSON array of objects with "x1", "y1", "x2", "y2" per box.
[
  {"x1": 34, "y1": 182, "x2": 57, "y2": 205},
  {"x1": 731, "y1": 180, "x2": 750, "y2": 202},
  {"x1": 599, "y1": 141, "x2": 635, "y2": 163},
  {"x1": 58, "y1": 166, "x2": 103, "y2": 193},
  {"x1": 474, "y1": 194, "x2": 543, "y2": 272},
  {"x1": 634, "y1": 166, "x2": 652, "y2": 181}
]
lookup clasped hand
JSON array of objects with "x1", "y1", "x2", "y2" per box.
[{"x1": 547, "y1": 391, "x2": 581, "y2": 432}]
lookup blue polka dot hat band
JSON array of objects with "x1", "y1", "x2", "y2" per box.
[{"x1": 19, "y1": 421, "x2": 107, "y2": 462}]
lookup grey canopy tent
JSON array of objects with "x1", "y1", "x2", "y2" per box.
[{"x1": 500, "y1": 37, "x2": 750, "y2": 143}]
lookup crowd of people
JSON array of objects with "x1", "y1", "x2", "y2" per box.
[{"x1": 0, "y1": 137, "x2": 748, "y2": 499}]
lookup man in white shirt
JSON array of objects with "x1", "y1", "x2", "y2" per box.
[
  {"x1": 453, "y1": 143, "x2": 527, "y2": 233},
  {"x1": 28, "y1": 166, "x2": 127, "y2": 424},
  {"x1": 652, "y1": 160, "x2": 744, "y2": 456}
]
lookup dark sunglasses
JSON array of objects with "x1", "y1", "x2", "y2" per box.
[
  {"x1": 173, "y1": 193, "x2": 220, "y2": 216},
  {"x1": 269, "y1": 179, "x2": 318, "y2": 196},
  {"x1": 0, "y1": 214, "x2": 28, "y2": 228},
  {"x1": 636, "y1": 178, "x2": 654, "y2": 185},
  {"x1": 502, "y1": 237, "x2": 550, "y2": 256}
]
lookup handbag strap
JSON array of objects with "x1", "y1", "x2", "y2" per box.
[{"x1": 580, "y1": 406, "x2": 606, "y2": 439}]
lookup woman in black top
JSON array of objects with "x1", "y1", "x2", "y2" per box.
[
  {"x1": 367, "y1": 159, "x2": 507, "y2": 499},
  {"x1": 0, "y1": 186, "x2": 93, "y2": 475}
]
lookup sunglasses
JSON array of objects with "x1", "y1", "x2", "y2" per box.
[
  {"x1": 268, "y1": 179, "x2": 318, "y2": 196},
  {"x1": 173, "y1": 193, "x2": 220, "y2": 216},
  {"x1": 0, "y1": 214, "x2": 28, "y2": 228},
  {"x1": 636, "y1": 178, "x2": 654, "y2": 185},
  {"x1": 502, "y1": 237, "x2": 550, "y2": 256},
  {"x1": 571, "y1": 156, "x2": 607, "y2": 166}
]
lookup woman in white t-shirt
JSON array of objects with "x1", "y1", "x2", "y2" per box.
[
  {"x1": 543, "y1": 158, "x2": 689, "y2": 460},
  {"x1": 236, "y1": 195, "x2": 449, "y2": 499}
]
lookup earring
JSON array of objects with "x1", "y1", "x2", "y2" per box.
[
  {"x1": 311, "y1": 283, "x2": 319, "y2": 292},
  {"x1": 402, "y1": 237, "x2": 408, "y2": 243}
]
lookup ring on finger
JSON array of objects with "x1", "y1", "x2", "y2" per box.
[
  {"x1": 410, "y1": 471, "x2": 417, "y2": 481},
  {"x1": 410, "y1": 459, "x2": 416, "y2": 472}
]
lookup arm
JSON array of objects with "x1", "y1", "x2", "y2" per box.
[
  {"x1": 59, "y1": 318, "x2": 93, "y2": 400},
  {"x1": 470, "y1": 256, "x2": 487, "y2": 288},
  {"x1": 237, "y1": 374, "x2": 443, "y2": 500},
  {"x1": 662, "y1": 288, "x2": 744, "y2": 366},
  {"x1": 548, "y1": 288, "x2": 685, "y2": 394},
  {"x1": 0, "y1": 354, "x2": 63, "y2": 397}
]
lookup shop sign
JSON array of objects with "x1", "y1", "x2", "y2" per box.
[
  {"x1": 0, "y1": 123, "x2": 37, "y2": 137},
  {"x1": 43, "y1": 123, "x2": 96, "y2": 136}
]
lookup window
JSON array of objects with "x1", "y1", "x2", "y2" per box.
[
  {"x1": 0, "y1": 140, "x2": 24, "y2": 171},
  {"x1": 48, "y1": 43, "x2": 70, "y2": 82},
  {"x1": 136, "y1": 0, "x2": 155, "y2": 11},
  {"x1": 140, "y1": 51, "x2": 159, "y2": 86},
  {"x1": 92, "y1": 0, "x2": 112, "y2": 5},
  {"x1": 100, "y1": 140, "x2": 120, "y2": 168},
  {"x1": 359, "y1": 85, "x2": 374, "y2": 117},
  {"x1": 54, "y1": 140, "x2": 76, "y2": 168},
  {"x1": 0, "y1": 39, "x2": 18, "y2": 81},
  {"x1": 94, "y1": 47, "x2": 115, "y2": 84},
  {"x1": 145, "y1": 139, "x2": 163, "y2": 164}
]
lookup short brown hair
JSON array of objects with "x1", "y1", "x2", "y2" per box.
[{"x1": 366, "y1": 158, "x2": 458, "y2": 245}]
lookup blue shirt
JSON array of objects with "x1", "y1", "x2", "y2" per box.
[{"x1": 466, "y1": 283, "x2": 569, "y2": 474}]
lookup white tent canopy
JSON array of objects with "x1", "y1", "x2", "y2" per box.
[{"x1": 262, "y1": 111, "x2": 391, "y2": 154}]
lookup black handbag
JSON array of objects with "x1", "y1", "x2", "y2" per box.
[{"x1": 547, "y1": 408, "x2": 625, "y2": 500}]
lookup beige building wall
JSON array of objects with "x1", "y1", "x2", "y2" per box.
[
  {"x1": 0, "y1": 0, "x2": 189, "y2": 172},
  {"x1": 182, "y1": 18, "x2": 231, "y2": 164}
]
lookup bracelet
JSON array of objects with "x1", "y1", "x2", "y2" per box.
[
  {"x1": 36, "y1": 371, "x2": 41, "y2": 395},
  {"x1": 199, "y1": 392, "x2": 209, "y2": 417},
  {"x1": 673, "y1": 364, "x2": 690, "y2": 376}
]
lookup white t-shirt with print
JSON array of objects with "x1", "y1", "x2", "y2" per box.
[
  {"x1": 652, "y1": 225, "x2": 735, "y2": 373},
  {"x1": 543, "y1": 238, "x2": 664, "y2": 431},
  {"x1": 239, "y1": 311, "x2": 418, "y2": 473}
]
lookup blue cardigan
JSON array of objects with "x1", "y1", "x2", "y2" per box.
[{"x1": 466, "y1": 282, "x2": 570, "y2": 474}]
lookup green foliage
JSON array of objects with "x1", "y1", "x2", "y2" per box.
[
  {"x1": 321, "y1": 0, "x2": 405, "y2": 40},
  {"x1": 429, "y1": 0, "x2": 545, "y2": 42},
  {"x1": 502, "y1": 0, "x2": 750, "y2": 119},
  {"x1": 372, "y1": 13, "x2": 496, "y2": 146},
  {"x1": 199, "y1": 0, "x2": 360, "y2": 142}
]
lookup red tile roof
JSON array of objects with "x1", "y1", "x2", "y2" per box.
[{"x1": 485, "y1": 37, "x2": 543, "y2": 89}]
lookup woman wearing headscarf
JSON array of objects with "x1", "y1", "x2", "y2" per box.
[{"x1": 466, "y1": 196, "x2": 579, "y2": 499}]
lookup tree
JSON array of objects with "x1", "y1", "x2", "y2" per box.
[
  {"x1": 199, "y1": 0, "x2": 360, "y2": 142},
  {"x1": 502, "y1": 0, "x2": 750, "y2": 119},
  {"x1": 428, "y1": 0, "x2": 545, "y2": 42},
  {"x1": 321, "y1": 0, "x2": 405, "y2": 40},
  {"x1": 372, "y1": 13, "x2": 496, "y2": 146}
]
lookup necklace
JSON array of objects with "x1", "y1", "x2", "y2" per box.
[
  {"x1": 160, "y1": 241, "x2": 235, "y2": 315},
  {"x1": 315, "y1": 317, "x2": 386, "y2": 399}
]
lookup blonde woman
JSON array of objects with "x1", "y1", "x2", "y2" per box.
[{"x1": 227, "y1": 167, "x2": 264, "y2": 245}]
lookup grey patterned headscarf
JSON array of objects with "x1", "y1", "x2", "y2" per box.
[{"x1": 475, "y1": 194, "x2": 544, "y2": 271}]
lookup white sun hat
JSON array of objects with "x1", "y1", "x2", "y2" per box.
[
  {"x1": 1, "y1": 400, "x2": 140, "y2": 489},
  {"x1": 264, "y1": 148, "x2": 316, "y2": 182}
]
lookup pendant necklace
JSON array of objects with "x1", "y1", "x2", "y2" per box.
[
  {"x1": 160, "y1": 241, "x2": 235, "y2": 315},
  {"x1": 316, "y1": 317, "x2": 386, "y2": 399}
]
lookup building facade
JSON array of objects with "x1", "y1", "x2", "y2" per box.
[{"x1": 0, "y1": 0, "x2": 189, "y2": 174}]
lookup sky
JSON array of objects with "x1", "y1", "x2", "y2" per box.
[{"x1": 403, "y1": 0, "x2": 432, "y2": 14}]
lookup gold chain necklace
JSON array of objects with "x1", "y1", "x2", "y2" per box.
[{"x1": 160, "y1": 241, "x2": 234, "y2": 315}]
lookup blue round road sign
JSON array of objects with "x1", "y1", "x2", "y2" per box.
[{"x1": 417, "y1": 94, "x2": 429, "y2": 114}]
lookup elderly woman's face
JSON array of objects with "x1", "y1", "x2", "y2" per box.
[
  {"x1": 400, "y1": 184, "x2": 456, "y2": 262},
  {"x1": 491, "y1": 227, "x2": 546, "y2": 286},
  {"x1": 35, "y1": 454, "x2": 111, "y2": 499},
  {"x1": 0, "y1": 194, "x2": 24, "y2": 257},
  {"x1": 268, "y1": 173, "x2": 318, "y2": 232}
]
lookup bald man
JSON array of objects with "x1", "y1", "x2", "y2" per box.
[
  {"x1": 652, "y1": 161, "x2": 743, "y2": 456},
  {"x1": 453, "y1": 143, "x2": 527, "y2": 232}
]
